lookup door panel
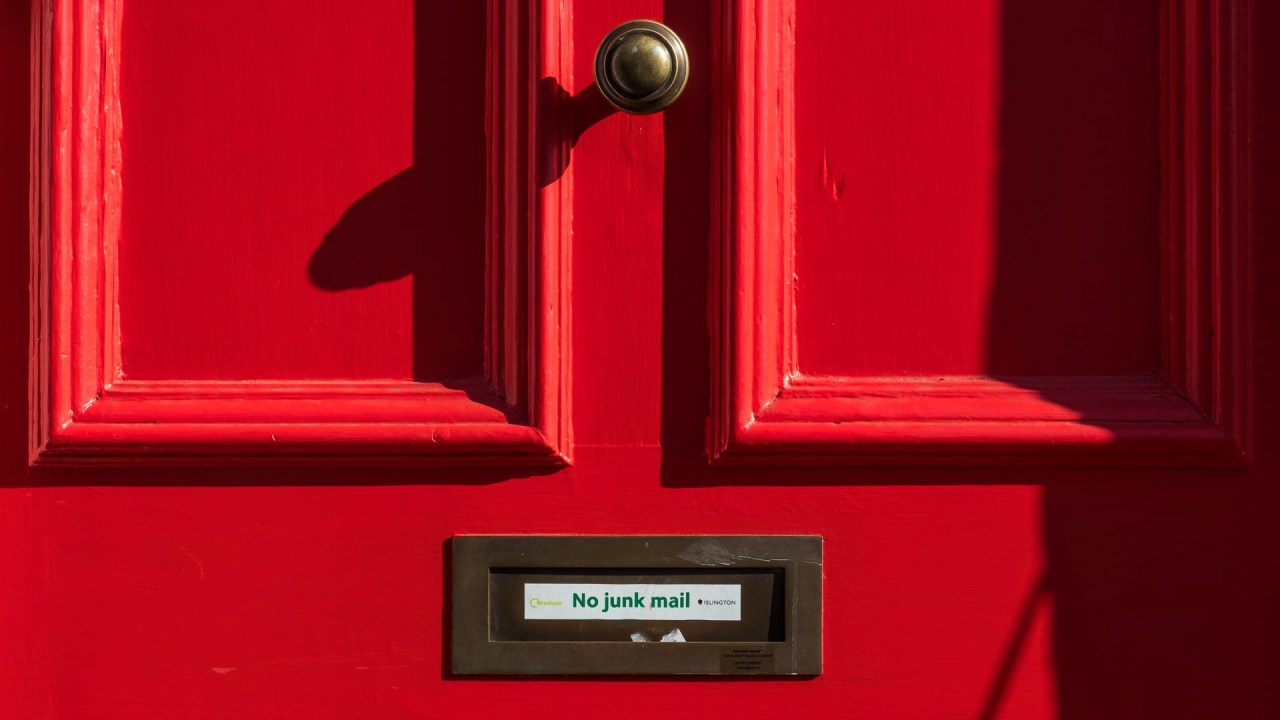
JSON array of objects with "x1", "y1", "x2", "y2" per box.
[
  {"x1": 3, "y1": 1, "x2": 1274, "y2": 719},
  {"x1": 710, "y1": 0, "x2": 1246, "y2": 466},
  {"x1": 32, "y1": 0, "x2": 569, "y2": 466},
  {"x1": 795, "y1": 0, "x2": 1162, "y2": 377},
  {"x1": 121, "y1": 0, "x2": 442, "y2": 382}
]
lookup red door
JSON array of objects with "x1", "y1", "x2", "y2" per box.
[{"x1": 3, "y1": 0, "x2": 1275, "y2": 717}]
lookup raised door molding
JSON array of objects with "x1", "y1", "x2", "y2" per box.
[
  {"x1": 709, "y1": 0, "x2": 1251, "y2": 466},
  {"x1": 30, "y1": 0, "x2": 572, "y2": 466}
]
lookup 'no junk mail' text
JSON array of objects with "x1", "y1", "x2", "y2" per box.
[{"x1": 523, "y1": 583, "x2": 742, "y2": 621}]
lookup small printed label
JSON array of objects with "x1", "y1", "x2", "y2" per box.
[
  {"x1": 719, "y1": 648, "x2": 776, "y2": 674},
  {"x1": 523, "y1": 583, "x2": 741, "y2": 621}
]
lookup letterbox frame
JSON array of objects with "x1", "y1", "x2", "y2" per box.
[{"x1": 450, "y1": 535, "x2": 823, "y2": 675}]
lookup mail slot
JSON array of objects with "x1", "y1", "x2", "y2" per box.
[{"x1": 451, "y1": 536, "x2": 822, "y2": 675}]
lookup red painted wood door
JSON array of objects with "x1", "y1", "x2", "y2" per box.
[{"x1": 2, "y1": 0, "x2": 1276, "y2": 718}]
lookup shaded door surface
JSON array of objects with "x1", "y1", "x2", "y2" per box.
[{"x1": 2, "y1": 1, "x2": 1276, "y2": 718}]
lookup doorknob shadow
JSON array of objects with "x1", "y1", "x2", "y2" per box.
[
  {"x1": 299, "y1": 3, "x2": 606, "y2": 473},
  {"x1": 536, "y1": 78, "x2": 616, "y2": 187},
  {"x1": 309, "y1": 34, "x2": 611, "y2": 385},
  {"x1": 308, "y1": 1, "x2": 486, "y2": 384},
  {"x1": 570, "y1": 83, "x2": 617, "y2": 146},
  {"x1": 309, "y1": 167, "x2": 424, "y2": 292}
]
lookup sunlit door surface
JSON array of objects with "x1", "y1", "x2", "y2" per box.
[{"x1": 1, "y1": 1, "x2": 1274, "y2": 718}]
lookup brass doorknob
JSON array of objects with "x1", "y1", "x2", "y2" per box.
[{"x1": 594, "y1": 20, "x2": 688, "y2": 114}]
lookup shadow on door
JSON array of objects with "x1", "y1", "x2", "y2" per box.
[
  {"x1": 307, "y1": 2, "x2": 486, "y2": 383},
  {"x1": 989, "y1": 2, "x2": 1252, "y2": 718},
  {"x1": 646, "y1": 0, "x2": 1263, "y2": 717}
]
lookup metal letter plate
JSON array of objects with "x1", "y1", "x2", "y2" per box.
[{"x1": 451, "y1": 535, "x2": 822, "y2": 675}]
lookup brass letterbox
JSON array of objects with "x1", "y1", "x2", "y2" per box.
[{"x1": 451, "y1": 535, "x2": 822, "y2": 675}]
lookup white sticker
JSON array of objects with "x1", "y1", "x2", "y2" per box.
[{"x1": 524, "y1": 583, "x2": 742, "y2": 621}]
